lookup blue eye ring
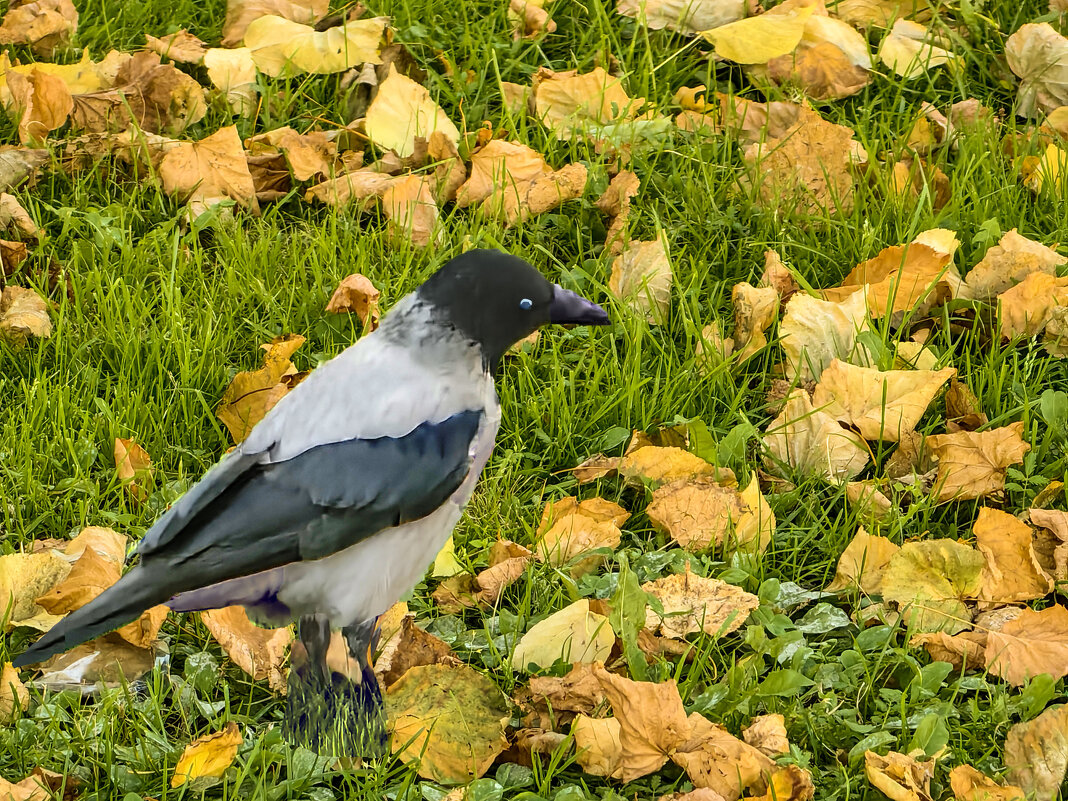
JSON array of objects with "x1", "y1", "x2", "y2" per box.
[{"x1": 519, "y1": 298, "x2": 533, "y2": 310}]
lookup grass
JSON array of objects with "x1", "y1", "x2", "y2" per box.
[{"x1": 2, "y1": 0, "x2": 1068, "y2": 798}]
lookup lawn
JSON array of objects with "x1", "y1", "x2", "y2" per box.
[{"x1": 2, "y1": 0, "x2": 1068, "y2": 798}]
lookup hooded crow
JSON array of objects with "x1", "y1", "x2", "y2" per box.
[{"x1": 13, "y1": 249, "x2": 608, "y2": 755}]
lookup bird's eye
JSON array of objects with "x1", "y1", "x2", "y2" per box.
[{"x1": 519, "y1": 298, "x2": 533, "y2": 310}]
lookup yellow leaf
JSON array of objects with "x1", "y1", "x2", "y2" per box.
[
  {"x1": 700, "y1": 1, "x2": 817, "y2": 64},
  {"x1": 431, "y1": 535, "x2": 464, "y2": 578},
  {"x1": 0, "y1": 662, "x2": 28, "y2": 723},
  {"x1": 877, "y1": 19, "x2": 956, "y2": 79},
  {"x1": 386, "y1": 663, "x2": 509, "y2": 782},
  {"x1": 573, "y1": 714, "x2": 625, "y2": 778},
  {"x1": 731, "y1": 282, "x2": 778, "y2": 360},
  {"x1": 959, "y1": 229, "x2": 1066, "y2": 301},
  {"x1": 243, "y1": 14, "x2": 387, "y2": 78},
  {"x1": 171, "y1": 722, "x2": 243, "y2": 787},
  {"x1": 0, "y1": 0, "x2": 78, "y2": 58},
  {"x1": 364, "y1": 65, "x2": 459, "y2": 159},
  {"x1": 595, "y1": 169, "x2": 640, "y2": 256},
  {"x1": 986, "y1": 605, "x2": 1068, "y2": 686},
  {"x1": 881, "y1": 539, "x2": 985, "y2": 634},
  {"x1": 641, "y1": 567, "x2": 759, "y2": 639},
  {"x1": 200, "y1": 606, "x2": 292, "y2": 693},
  {"x1": 203, "y1": 47, "x2": 258, "y2": 117},
  {"x1": 0, "y1": 551, "x2": 70, "y2": 632},
  {"x1": 35, "y1": 545, "x2": 119, "y2": 616},
  {"x1": 5, "y1": 68, "x2": 72, "y2": 145},
  {"x1": 948, "y1": 764, "x2": 1025, "y2": 801},
  {"x1": 0, "y1": 285, "x2": 51, "y2": 345},
  {"x1": 0, "y1": 770, "x2": 51, "y2": 801},
  {"x1": 780, "y1": 288, "x2": 871, "y2": 383},
  {"x1": 1004, "y1": 703, "x2": 1068, "y2": 801},
  {"x1": 215, "y1": 334, "x2": 304, "y2": 443},
  {"x1": 974, "y1": 507, "x2": 1053, "y2": 605},
  {"x1": 1005, "y1": 23, "x2": 1068, "y2": 118},
  {"x1": 158, "y1": 125, "x2": 259, "y2": 218},
  {"x1": 511, "y1": 600, "x2": 615, "y2": 671},
  {"x1": 221, "y1": 0, "x2": 328, "y2": 47},
  {"x1": 671, "y1": 711, "x2": 775, "y2": 798},
  {"x1": 616, "y1": 0, "x2": 745, "y2": 35},
  {"x1": 532, "y1": 66, "x2": 649, "y2": 137},
  {"x1": 619, "y1": 445, "x2": 729, "y2": 487},
  {"x1": 748, "y1": 766, "x2": 816, "y2": 801},
  {"x1": 114, "y1": 437, "x2": 153, "y2": 503},
  {"x1": 997, "y1": 271, "x2": 1068, "y2": 340},
  {"x1": 826, "y1": 527, "x2": 900, "y2": 594},
  {"x1": 763, "y1": 389, "x2": 870, "y2": 481},
  {"x1": 742, "y1": 714, "x2": 790, "y2": 757},
  {"x1": 610, "y1": 237, "x2": 672, "y2": 323},
  {"x1": 925, "y1": 423, "x2": 1030, "y2": 502},
  {"x1": 374, "y1": 615, "x2": 457, "y2": 689},
  {"x1": 864, "y1": 750, "x2": 934, "y2": 801},
  {"x1": 508, "y1": 0, "x2": 557, "y2": 39},
  {"x1": 823, "y1": 241, "x2": 959, "y2": 318},
  {"x1": 380, "y1": 174, "x2": 439, "y2": 248},
  {"x1": 646, "y1": 478, "x2": 743, "y2": 551},
  {"x1": 911, "y1": 630, "x2": 987, "y2": 673}
]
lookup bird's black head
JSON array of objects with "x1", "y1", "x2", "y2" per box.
[{"x1": 418, "y1": 249, "x2": 609, "y2": 369}]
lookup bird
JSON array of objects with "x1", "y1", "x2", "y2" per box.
[{"x1": 14, "y1": 249, "x2": 608, "y2": 756}]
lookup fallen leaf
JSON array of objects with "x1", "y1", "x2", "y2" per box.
[
  {"x1": 658, "y1": 790, "x2": 729, "y2": 801},
  {"x1": 508, "y1": 0, "x2": 556, "y2": 38},
  {"x1": 1029, "y1": 508, "x2": 1068, "y2": 581},
  {"x1": 881, "y1": 539, "x2": 985, "y2": 633},
  {"x1": 645, "y1": 478, "x2": 743, "y2": 551},
  {"x1": 0, "y1": 0, "x2": 78, "y2": 57},
  {"x1": 0, "y1": 49, "x2": 130, "y2": 102},
  {"x1": 826, "y1": 527, "x2": 900, "y2": 594},
  {"x1": 380, "y1": 174, "x2": 438, "y2": 248},
  {"x1": 171, "y1": 722, "x2": 243, "y2": 788},
  {"x1": 1005, "y1": 704, "x2": 1068, "y2": 801},
  {"x1": 526, "y1": 663, "x2": 607, "y2": 724},
  {"x1": 573, "y1": 714, "x2": 625, "y2": 778},
  {"x1": 845, "y1": 481, "x2": 894, "y2": 523},
  {"x1": 865, "y1": 750, "x2": 934, "y2": 801},
  {"x1": 572, "y1": 453, "x2": 621, "y2": 483},
  {"x1": 832, "y1": 0, "x2": 932, "y2": 29},
  {"x1": 733, "y1": 476, "x2": 776, "y2": 555},
  {"x1": 114, "y1": 603, "x2": 169, "y2": 649},
  {"x1": 145, "y1": 30, "x2": 208, "y2": 64},
  {"x1": 386, "y1": 663, "x2": 509, "y2": 782},
  {"x1": 33, "y1": 635, "x2": 156, "y2": 689},
  {"x1": 243, "y1": 14, "x2": 387, "y2": 78},
  {"x1": 1020, "y1": 142, "x2": 1068, "y2": 196},
  {"x1": 974, "y1": 507, "x2": 1053, "y2": 605},
  {"x1": 511, "y1": 600, "x2": 615, "y2": 672},
  {"x1": 911, "y1": 630, "x2": 987, "y2": 672},
  {"x1": 215, "y1": 334, "x2": 304, "y2": 443},
  {"x1": 763, "y1": 388, "x2": 870, "y2": 481},
  {"x1": 0, "y1": 193, "x2": 39, "y2": 239},
  {"x1": 641, "y1": 567, "x2": 759, "y2": 639},
  {"x1": 532, "y1": 66, "x2": 650, "y2": 138},
  {"x1": 0, "y1": 771, "x2": 50, "y2": 801},
  {"x1": 812, "y1": 360, "x2": 954, "y2": 442},
  {"x1": 536, "y1": 498, "x2": 624, "y2": 568},
  {"x1": 114, "y1": 437, "x2": 153, "y2": 503},
  {"x1": 985, "y1": 605, "x2": 1068, "y2": 686},
  {"x1": 5, "y1": 69, "x2": 72, "y2": 145},
  {"x1": 959, "y1": 229, "x2": 1067, "y2": 301},
  {"x1": 0, "y1": 146, "x2": 48, "y2": 192},
  {"x1": 474, "y1": 539, "x2": 533, "y2": 605},
  {"x1": 0, "y1": 285, "x2": 51, "y2": 345},
  {"x1": 925, "y1": 423, "x2": 1030, "y2": 502},
  {"x1": 742, "y1": 714, "x2": 790, "y2": 758},
  {"x1": 35, "y1": 544, "x2": 119, "y2": 616},
  {"x1": 609, "y1": 237, "x2": 672, "y2": 323},
  {"x1": 997, "y1": 272, "x2": 1068, "y2": 340},
  {"x1": 221, "y1": 0, "x2": 328, "y2": 47},
  {"x1": 742, "y1": 107, "x2": 863, "y2": 216},
  {"x1": 0, "y1": 551, "x2": 70, "y2": 631},
  {"x1": 948, "y1": 765, "x2": 1024, "y2": 801},
  {"x1": 619, "y1": 445, "x2": 730, "y2": 487},
  {"x1": 374, "y1": 615, "x2": 458, "y2": 689},
  {"x1": 325, "y1": 273, "x2": 380, "y2": 327},
  {"x1": 677, "y1": 91, "x2": 804, "y2": 146},
  {"x1": 0, "y1": 662, "x2": 28, "y2": 723},
  {"x1": 1005, "y1": 23, "x2": 1068, "y2": 118},
  {"x1": 672, "y1": 712, "x2": 775, "y2": 799},
  {"x1": 780, "y1": 288, "x2": 871, "y2": 382},
  {"x1": 945, "y1": 379, "x2": 988, "y2": 433},
  {"x1": 203, "y1": 47, "x2": 258, "y2": 117},
  {"x1": 616, "y1": 0, "x2": 745, "y2": 35},
  {"x1": 700, "y1": 1, "x2": 817, "y2": 64},
  {"x1": 596, "y1": 169, "x2": 640, "y2": 256},
  {"x1": 364, "y1": 65, "x2": 459, "y2": 159},
  {"x1": 200, "y1": 606, "x2": 292, "y2": 693},
  {"x1": 732, "y1": 282, "x2": 778, "y2": 360},
  {"x1": 749, "y1": 766, "x2": 815, "y2": 801},
  {"x1": 158, "y1": 125, "x2": 259, "y2": 218},
  {"x1": 431, "y1": 536, "x2": 464, "y2": 578},
  {"x1": 878, "y1": 19, "x2": 956, "y2": 80}
]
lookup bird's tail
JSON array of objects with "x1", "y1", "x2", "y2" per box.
[
  {"x1": 283, "y1": 615, "x2": 387, "y2": 760},
  {"x1": 12, "y1": 567, "x2": 163, "y2": 668}
]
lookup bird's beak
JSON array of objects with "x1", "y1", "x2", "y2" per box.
[{"x1": 548, "y1": 284, "x2": 610, "y2": 325}]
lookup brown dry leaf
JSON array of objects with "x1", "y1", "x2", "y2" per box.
[
  {"x1": 616, "y1": 0, "x2": 745, "y2": 35},
  {"x1": 0, "y1": 49, "x2": 131, "y2": 102},
  {"x1": 364, "y1": 65, "x2": 459, "y2": 159},
  {"x1": 881, "y1": 539, "x2": 985, "y2": 634},
  {"x1": 374, "y1": 615, "x2": 458, "y2": 689},
  {"x1": 645, "y1": 478, "x2": 743, "y2": 551},
  {"x1": 0, "y1": 550, "x2": 70, "y2": 632},
  {"x1": 386, "y1": 662, "x2": 510, "y2": 783},
  {"x1": 243, "y1": 14, "x2": 387, "y2": 78},
  {"x1": 596, "y1": 169, "x2": 640, "y2": 256},
  {"x1": 743, "y1": 714, "x2": 790, "y2": 758},
  {"x1": 676, "y1": 92, "x2": 804, "y2": 147},
  {"x1": 325, "y1": 273, "x2": 380, "y2": 327},
  {"x1": 0, "y1": 662, "x2": 28, "y2": 723},
  {"x1": 33, "y1": 635, "x2": 155, "y2": 689},
  {"x1": 865, "y1": 750, "x2": 934, "y2": 801},
  {"x1": 0, "y1": 0, "x2": 78, "y2": 57},
  {"x1": 475, "y1": 539, "x2": 533, "y2": 604},
  {"x1": 508, "y1": 0, "x2": 556, "y2": 38},
  {"x1": 619, "y1": 445, "x2": 729, "y2": 487},
  {"x1": 948, "y1": 765, "x2": 1024, "y2": 801},
  {"x1": 832, "y1": 0, "x2": 932, "y2": 29},
  {"x1": 158, "y1": 125, "x2": 259, "y2": 218},
  {"x1": 610, "y1": 237, "x2": 672, "y2": 323},
  {"x1": 145, "y1": 30, "x2": 208, "y2": 64},
  {"x1": 826, "y1": 527, "x2": 900, "y2": 595},
  {"x1": 733, "y1": 476, "x2": 776, "y2": 555},
  {"x1": 974, "y1": 507, "x2": 1053, "y2": 605},
  {"x1": 911, "y1": 630, "x2": 987, "y2": 672},
  {"x1": 0, "y1": 193, "x2": 39, "y2": 239},
  {"x1": 641, "y1": 567, "x2": 759, "y2": 639},
  {"x1": 0, "y1": 146, "x2": 48, "y2": 192},
  {"x1": 572, "y1": 453, "x2": 621, "y2": 483},
  {"x1": 748, "y1": 766, "x2": 815, "y2": 801},
  {"x1": 221, "y1": 0, "x2": 328, "y2": 47},
  {"x1": 742, "y1": 107, "x2": 863, "y2": 217},
  {"x1": 812, "y1": 360, "x2": 954, "y2": 442},
  {"x1": 216, "y1": 334, "x2": 304, "y2": 443},
  {"x1": 761, "y1": 249, "x2": 798, "y2": 301},
  {"x1": 511, "y1": 600, "x2": 615, "y2": 672},
  {"x1": 532, "y1": 66, "x2": 650, "y2": 138},
  {"x1": 0, "y1": 771, "x2": 50, "y2": 801},
  {"x1": 380, "y1": 174, "x2": 438, "y2": 248},
  {"x1": 700, "y1": 0, "x2": 817, "y2": 64},
  {"x1": 1029, "y1": 508, "x2": 1068, "y2": 582},
  {"x1": 200, "y1": 606, "x2": 292, "y2": 693},
  {"x1": 1004, "y1": 703, "x2": 1068, "y2": 801},
  {"x1": 763, "y1": 388, "x2": 870, "y2": 481},
  {"x1": 823, "y1": 241, "x2": 958, "y2": 318},
  {"x1": 959, "y1": 229, "x2": 1067, "y2": 301},
  {"x1": 246, "y1": 126, "x2": 337, "y2": 182},
  {"x1": 114, "y1": 437, "x2": 153, "y2": 503},
  {"x1": 0, "y1": 285, "x2": 52, "y2": 345},
  {"x1": 985, "y1": 605, "x2": 1068, "y2": 686},
  {"x1": 1, "y1": 238, "x2": 27, "y2": 275},
  {"x1": 203, "y1": 47, "x2": 258, "y2": 117},
  {"x1": 845, "y1": 481, "x2": 894, "y2": 523},
  {"x1": 114, "y1": 603, "x2": 169, "y2": 649},
  {"x1": 780, "y1": 288, "x2": 871, "y2": 382},
  {"x1": 35, "y1": 545, "x2": 120, "y2": 617},
  {"x1": 573, "y1": 714, "x2": 625, "y2": 779},
  {"x1": 1005, "y1": 23, "x2": 1068, "y2": 118},
  {"x1": 672, "y1": 712, "x2": 775, "y2": 800},
  {"x1": 997, "y1": 272, "x2": 1068, "y2": 340},
  {"x1": 536, "y1": 497, "x2": 624, "y2": 567},
  {"x1": 945, "y1": 379, "x2": 988, "y2": 433},
  {"x1": 731, "y1": 282, "x2": 778, "y2": 360},
  {"x1": 5, "y1": 69, "x2": 72, "y2": 145},
  {"x1": 527, "y1": 663, "x2": 607, "y2": 721},
  {"x1": 171, "y1": 722, "x2": 243, "y2": 788},
  {"x1": 886, "y1": 157, "x2": 952, "y2": 210},
  {"x1": 878, "y1": 19, "x2": 957, "y2": 80},
  {"x1": 926, "y1": 423, "x2": 1030, "y2": 502}
]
